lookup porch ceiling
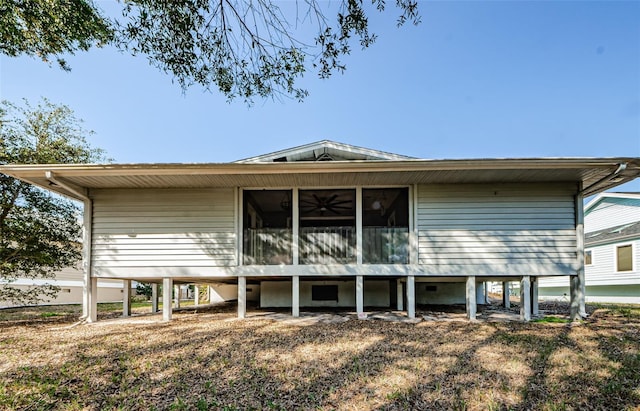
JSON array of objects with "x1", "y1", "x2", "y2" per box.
[{"x1": 2, "y1": 158, "x2": 639, "y2": 201}]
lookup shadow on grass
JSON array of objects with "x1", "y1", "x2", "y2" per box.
[{"x1": 0, "y1": 303, "x2": 638, "y2": 410}]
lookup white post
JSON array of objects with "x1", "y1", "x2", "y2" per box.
[
  {"x1": 162, "y1": 278, "x2": 172, "y2": 321},
  {"x1": 466, "y1": 276, "x2": 476, "y2": 320},
  {"x1": 410, "y1": 185, "x2": 419, "y2": 265},
  {"x1": 570, "y1": 276, "x2": 580, "y2": 320},
  {"x1": 520, "y1": 276, "x2": 531, "y2": 321},
  {"x1": 208, "y1": 285, "x2": 213, "y2": 304},
  {"x1": 292, "y1": 188, "x2": 299, "y2": 265},
  {"x1": 238, "y1": 276, "x2": 246, "y2": 319},
  {"x1": 174, "y1": 285, "x2": 181, "y2": 308},
  {"x1": 531, "y1": 277, "x2": 539, "y2": 316},
  {"x1": 406, "y1": 275, "x2": 415, "y2": 319},
  {"x1": 151, "y1": 283, "x2": 159, "y2": 313},
  {"x1": 88, "y1": 277, "x2": 97, "y2": 323},
  {"x1": 356, "y1": 187, "x2": 363, "y2": 265},
  {"x1": 483, "y1": 282, "x2": 488, "y2": 304},
  {"x1": 292, "y1": 276, "x2": 300, "y2": 317},
  {"x1": 82, "y1": 198, "x2": 94, "y2": 321},
  {"x1": 194, "y1": 284, "x2": 200, "y2": 307},
  {"x1": 356, "y1": 275, "x2": 364, "y2": 319},
  {"x1": 575, "y1": 193, "x2": 587, "y2": 317},
  {"x1": 122, "y1": 280, "x2": 131, "y2": 317},
  {"x1": 396, "y1": 279, "x2": 404, "y2": 311},
  {"x1": 502, "y1": 281, "x2": 510, "y2": 309}
]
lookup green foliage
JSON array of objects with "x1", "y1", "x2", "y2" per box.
[
  {"x1": 0, "y1": 99, "x2": 107, "y2": 306},
  {"x1": 532, "y1": 316, "x2": 571, "y2": 323},
  {"x1": 0, "y1": 1, "x2": 419, "y2": 102},
  {"x1": 117, "y1": 0, "x2": 419, "y2": 102},
  {"x1": 135, "y1": 282, "x2": 153, "y2": 299},
  {"x1": 0, "y1": 0, "x2": 113, "y2": 70}
]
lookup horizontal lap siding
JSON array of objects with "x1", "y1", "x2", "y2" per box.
[
  {"x1": 585, "y1": 198, "x2": 640, "y2": 232},
  {"x1": 92, "y1": 188, "x2": 236, "y2": 274},
  {"x1": 417, "y1": 184, "x2": 577, "y2": 275},
  {"x1": 585, "y1": 240, "x2": 639, "y2": 286}
]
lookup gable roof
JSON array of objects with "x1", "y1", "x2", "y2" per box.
[
  {"x1": 235, "y1": 140, "x2": 414, "y2": 163},
  {"x1": 585, "y1": 220, "x2": 640, "y2": 246},
  {"x1": 584, "y1": 192, "x2": 640, "y2": 214},
  {"x1": 1, "y1": 141, "x2": 639, "y2": 201}
]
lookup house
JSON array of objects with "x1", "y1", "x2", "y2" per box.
[
  {"x1": 1, "y1": 141, "x2": 639, "y2": 322},
  {"x1": 538, "y1": 192, "x2": 640, "y2": 303},
  {"x1": 0, "y1": 266, "x2": 126, "y2": 308}
]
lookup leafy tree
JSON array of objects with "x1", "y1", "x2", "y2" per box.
[
  {"x1": 0, "y1": 99, "x2": 107, "y2": 306},
  {"x1": 0, "y1": 1, "x2": 419, "y2": 101},
  {"x1": 0, "y1": 0, "x2": 112, "y2": 71},
  {"x1": 136, "y1": 282, "x2": 153, "y2": 300}
]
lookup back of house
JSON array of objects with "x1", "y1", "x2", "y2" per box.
[{"x1": 2, "y1": 140, "x2": 639, "y2": 320}]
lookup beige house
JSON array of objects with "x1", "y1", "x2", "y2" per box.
[
  {"x1": 0, "y1": 266, "x2": 125, "y2": 308},
  {"x1": 2, "y1": 141, "x2": 639, "y2": 322}
]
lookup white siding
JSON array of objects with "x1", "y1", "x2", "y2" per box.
[
  {"x1": 92, "y1": 188, "x2": 236, "y2": 277},
  {"x1": 583, "y1": 239, "x2": 640, "y2": 286},
  {"x1": 417, "y1": 184, "x2": 577, "y2": 276},
  {"x1": 585, "y1": 198, "x2": 640, "y2": 232}
]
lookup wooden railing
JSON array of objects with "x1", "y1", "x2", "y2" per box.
[
  {"x1": 362, "y1": 227, "x2": 409, "y2": 264},
  {"x1": 243, "y1": 226, "x2": 409, "y2": 265},
  {"x1": 243, "y1": 228, "x2": 292, "y2": 265},
  {"x1": 299, "y1": 226, "x2": 356, "y2": 264}
]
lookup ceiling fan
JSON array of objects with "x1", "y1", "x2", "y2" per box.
[{"x1": 299, "y1": 193, "x2": 353, "y2": 215}]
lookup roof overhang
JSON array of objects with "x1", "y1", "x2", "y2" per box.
[
  {"x1": 1, "y1": 158, "x2": 639, "y2": 201},
  {"x1": 584, "y1": 191, "x2": 640, "y2": 213}
]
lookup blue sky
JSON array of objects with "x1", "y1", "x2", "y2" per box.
[{"x1": 1, "y1": 0, "x2": 639, "y2": 191}]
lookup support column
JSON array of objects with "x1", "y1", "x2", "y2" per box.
[
  {"x1": 356, "y1": 275, "x2": 364, "y2": 319},
  {"x1": 122, "y1": 280, "x2": 131, "y2": 317},
  {"x1": 502, "y1": 281, "x2": 510, "y2": 309},
  {"x1": 162, "y1": 278, "x2": 173, "y2": 321},
  {"x1": 174, "y1": 285, "x2": 181, "y2": 308},
  {"x1": 406, "y1": 275, "x2": 415, "y2": 319},
  {"x1": 531, "y1": 277, "x2": 539, "y2": 316},
  {"x1": 238, "y1": 276, "x2": 246, "y2": 319},
  {"x1": 466, "y1": 276, "x2": 477, "y2": 320},
  {"x1": 520, "y1": 276, "x2": 531, "y2": 321},
  {"x1": 570, "y1": 275, "x2": 581, "y2": 321},
  {"x1": 483, "y1": 282, "x2": 488, "y2": 304},
  {"x1": 151, "y1": 283, "x2": 159, "y2": 313},
  {"x1": 356, "y1": 187, "x2": 363, "y2": 265},
  {"x1": 292, "y1": 276, "x2": 300, "y2": 317},
  {"x1": 82, "y1": 198, "x2": 94, "y2": 321},
  {"x1": 396, "y1": 279, "x2": 404, "y2": 311},
  {"x1": 87, "y1": 277, "x2": 97, "y2": 323},
  {"x1": 575, "y1": 194, "x2": 587, "y2": 318},
  {"x1": 194, "y1": 284, "x2": 200, "y2": 307}
]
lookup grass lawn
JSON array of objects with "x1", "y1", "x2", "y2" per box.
[{"x1": 0, "y1": 302, "x2": 638, "y2": 410}]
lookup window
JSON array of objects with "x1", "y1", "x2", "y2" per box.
[
  {"x1": 585, "y1": 250, "x2": 593, "y2": 266},
  {"x1": 311, "y1": 285, "x2": 339, "y2": 301},
  {"x1": 616, "y1": 244, "x2": 633, "y2": 272}
]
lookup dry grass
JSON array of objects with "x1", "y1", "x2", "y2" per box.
[{"x1": 0, "y1": 302, "x2": 638, "y2": 411}]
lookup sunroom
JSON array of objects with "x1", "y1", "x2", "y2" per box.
[{"x1": 242, "y1": 187, "x2": 409, "y2": 266}]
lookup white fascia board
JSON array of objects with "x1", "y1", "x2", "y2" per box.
[{"x1": 585, "y1": 192, "x2": 640, "y2": 214}]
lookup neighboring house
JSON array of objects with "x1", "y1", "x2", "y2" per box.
[
  {"x1": 538, "y1": 193, "x2": 640, "y2": 303},
  {"x1": 0, "y1": 265, "x2": 126, "y2": 308},
  {"x1": 1, "y1": 140, "x2": 639, "y2": 322}
]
